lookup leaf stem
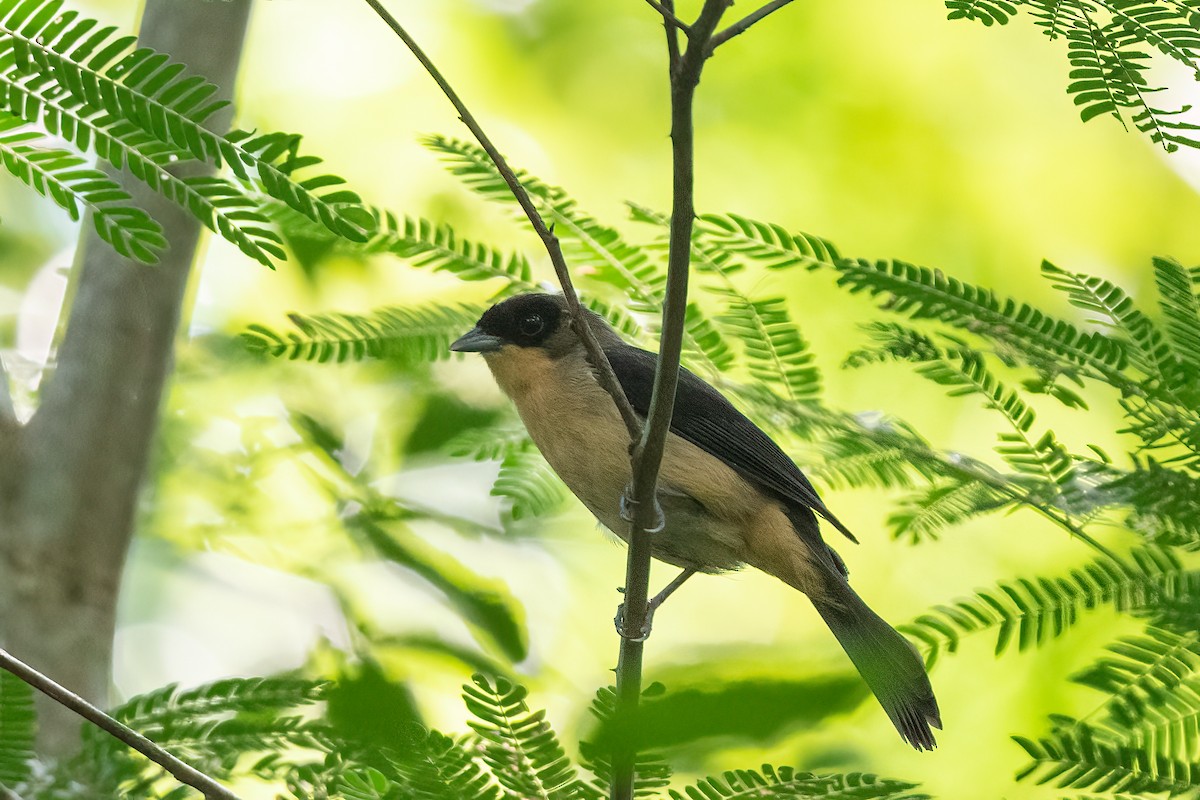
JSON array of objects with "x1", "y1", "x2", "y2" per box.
[
  {"x1": 0, "y1": 648, "x2": 240, "y2": 800},
  {"x1": 709, "y1": 0, "x2": 796, "y2": 52},
  {"x1": 359, "y1": 0, "x2": 642, "y2": 441},
  {"x1": 611, "y1": 3, "x2": 730, "y2": 799}
]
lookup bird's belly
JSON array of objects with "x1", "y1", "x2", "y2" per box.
[{"x1": 516, "y1": 393, "x2": 747, "y2": 573}]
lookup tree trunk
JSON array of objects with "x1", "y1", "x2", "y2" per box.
[{"x1": 0, "y1": 0, "x2": 253, "y2": 756}]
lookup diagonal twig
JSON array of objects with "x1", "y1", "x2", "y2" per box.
[
  {"x1": 0, "y1": 649, "x2": 240, "y2": 800},
  {"x1": 360, "y1": 0, "x2": 642, "y2": 441},
  {"x1": 643, "y1": 0, "x2": 690, "y2": 33},
  {"x1": 709, "y1": 0, "x2": 796, "y2": 52}
]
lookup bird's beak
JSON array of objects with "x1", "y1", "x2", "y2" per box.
[{"x1": 450, "y1": 327, "x2": 504, "y2": 353}]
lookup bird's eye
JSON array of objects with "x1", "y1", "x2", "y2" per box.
[{"x1": 519, "y1": 313, "x2": 544, "y2": 337}]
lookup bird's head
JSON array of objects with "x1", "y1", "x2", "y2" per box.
[
  {"x1": 451, "y1": 293, "x2": 592, "y2": 358},
  {"x1": 451, "y1": 293, "x2": 617, "y2": 397}
]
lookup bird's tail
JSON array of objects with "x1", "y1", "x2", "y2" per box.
[{"x1": 813, "y1": 584, "x2": 941, "y2": 750}]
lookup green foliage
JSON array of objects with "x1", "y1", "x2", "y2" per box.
[
  {"x1": 1014, "y1": 719, "x2": 1200, "y2": 794},
  {"x1": 0, "y1": 109, "x2": 166, "y2": 261},
  {"x1": 7, "y1": 671, "x2": 923, "y2": 800},
  {"x1": 243, "y1": 132, "x2": 1200, "y2": 797},
  {"x1": 0, "y1": 670, "x2": 34, "y2": 789},
  {"x1": 463, "y1": 675, "x2": 586, "y2": 800},
  {"x1": 667, "y1": 767, "x2": 927, "y2": 800},
  {"x1": 903, "y1": 548, "x2": 1197, "y2": 666},
  {"x1": 0, "y1": 0, "x2": 370, "y2": 265},
  {"x1": 943, "y1": 0, "x2": 1200, "y2": 151},
  {"x1": 242, "y1": 303, "x2": 484, "y2": 365}
]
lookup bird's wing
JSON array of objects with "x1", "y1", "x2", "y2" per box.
[{"x1": 603, "y1": 345, "x2": 857, "y2": 543}]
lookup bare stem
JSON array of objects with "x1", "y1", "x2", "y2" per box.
[
  {"x1": 0, "y1": 649, "x2": 240, "y2": 800},
  {"x1": 709, "y1": 0, "x2": 796, "y2": 52},
  {"x1": 611, "y1": 4, "x2": 731, "y2": 800},
  {"x1": 360, "y1": 0, "x2": 641, "y2": 440},
  {"x1": 643, "y1": 0, "x2": 690, "y2": 33},
  {"x1": 662, "y1": 0, "x2": 682, "y2": 71}
]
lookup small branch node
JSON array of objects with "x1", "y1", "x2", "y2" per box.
[{"x1": 643, "y1": 0, "x2": 691, "y2": 33}]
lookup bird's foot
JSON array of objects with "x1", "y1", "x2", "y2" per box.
[
  {"x1": 613, "y1": 601, "x2": 655, "y2": 642},
  {"x1": 619, "y1": 486, "x2": 666, "y2": 533}
]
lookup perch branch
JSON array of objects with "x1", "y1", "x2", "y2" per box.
[
  {"x1": 0, "y1": 648, "x2": 240, "y2": 800},
  {"x1": 709, "y1": 0, "x2": 796, "y2": 51},
  {"x1": 360, "y1": 0, "x2": 642, "y2": 441},
  {"x1": 611, "y1": 4, "x2": 731, "y2": 800}
]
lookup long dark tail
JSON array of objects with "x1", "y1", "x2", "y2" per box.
[{"x1": 813, "y1": 584, "x2": 941, "y2": 750}]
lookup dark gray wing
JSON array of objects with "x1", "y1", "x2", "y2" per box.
[{"x1": 603, "y1": 344, "x2": 857, "y2": 543}]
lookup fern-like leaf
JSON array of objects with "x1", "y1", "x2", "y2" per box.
[
  {"x1": 391, "y1": 730, "x2": 505, "y2": 800},
  {"x1": 0, "y1": 110, "x2": 165, "y2": 261},
  {"x1": 1015, "y1": 721, "x2": 1200, "y2": 794},
  {"x1": 1073, "y1": 627, "x2": 1200, "y2": 759},
  {"x1": 944, "y1": 0, "x2": 1200, "y2": 151},
  {"x1": 668, "y1": 766, "x2": 928, "y2": 800},
  {"x1": 887, "y1": 478, "x2": 1011, "y2": 543},
  {"x1": 113, "y1": 677, "x2": 326, "y2": 729},
  {"x1": 243, "y1": 303, "x2": 483, "y2": 365},
  {"x1": 0, "y1": 670, "x2": 34, "y2": 789},
  {"x1": 579, "y1": 685, "x2": 671, "y2": 799},
  {"x1": 0, "y1": 54, "x2": 286, "y2": 267},
  {"x1": 0, "y1": 2, "x2": 370, "y2": 241},
  {"x1": 1153, "y1": 255, "x2": 1200, "y2": 393},
  {"x1": 716, "y1": 293, "x2": 820, "y2": 400},
  {"x1": 695, "y1": 213, "x2": 841, "y2": 272},
  {"x1": 493, "y1": 449, "x2": 568, "y2": 522},
  {"x1": 915, "y1": 347, "x2": 1085, "y2": 509},
  {"x1": 904, "y1": 547, "x2": 1199, "y2": 666},
  {"x1": 835, "y1": 258, "x2": 1128, "y2": 379},
  {"x1": 462, "y1": 675, "x2": 584, "y2": 800},
  {"x1": 423, "y1": 135, "x2": 667, "y2": 309}
]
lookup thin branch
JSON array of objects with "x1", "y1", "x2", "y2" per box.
[
  {"x1": 0, "y1": 785, "x2": 24, "y2": 800},
  {"x1": 708, "y1": 0, "x2": 796, "y2": 52},
  {"x1": 0, "y1": 648, "x2": 240, "y2": 800},
  {"x1": 643, "y1": 0, "x2": 690, "y2": 33},
  {"x1": 360, "y1": 0, "x2": 642, "y2": 441},
  {"x1": 662, "y1": 0, "x2": 682, "y2": 72},
  {"x1": 611, "y1": 4, "x2": 731, "y2": 800}
]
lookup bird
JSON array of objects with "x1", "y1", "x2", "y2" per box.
[{"x1": 450, "y1": 292, "x2": 941, "y2": 750}]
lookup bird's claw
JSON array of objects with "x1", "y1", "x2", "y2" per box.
[
  {"x1": 613, "y1": 602, "x2": 653, "y2": 642},
  {"x1": 619, "y1": 486, "x2": 666, "y2": 534}
]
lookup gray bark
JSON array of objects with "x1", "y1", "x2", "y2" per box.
[{"x1": 0, "y1": 0, "x2": 253, "y2": 755}]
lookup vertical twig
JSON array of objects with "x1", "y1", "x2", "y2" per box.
[
  {"x1": 0, "y1": 649, "x2": 241, "y2": 800},
  {"x1": 611, "y1": 3, "x2": 731, "y2": 800},
  {"x1": 662, "y1": 0, "x2": 682, "y2": 72},
  {"x1": 360, "y1": 0, "x2": 642, "y2": 441}
]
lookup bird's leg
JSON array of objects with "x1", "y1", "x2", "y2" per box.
[{"x1": 614, "y1": 568, "x2": 697, "y2": 642}]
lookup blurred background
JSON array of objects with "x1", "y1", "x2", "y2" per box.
[{"x1": 2, "y1": 0, "x2": 1199, "y2": 797}]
